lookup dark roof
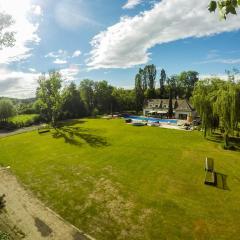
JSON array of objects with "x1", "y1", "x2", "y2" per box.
[
  {"x1": 144, "y1": 99, "x2": 194, "y2": 112},
  {"x1": 175, "y1": 100, "x2": 194, "y2": 112}
]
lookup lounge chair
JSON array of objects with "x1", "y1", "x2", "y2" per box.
[
  {"x1": 205, "y1": 157, "x2": 214, "y2": 172},
  {"x1": 204, "y1": 157, "x2": 215, "y2": 185}
]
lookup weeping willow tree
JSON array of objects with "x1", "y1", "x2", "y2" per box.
[
  {"x1": 213, "y1": 81, "x2": 240, "y2": 147},
  {"x1": 192, "y1": 79, "x2": 217, "y2": 137},
  {"x1": 192, "y1": 78, "x2": 240, "y2": 148}
]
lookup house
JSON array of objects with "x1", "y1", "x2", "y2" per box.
[{"x1": 143, "y1": 99, "x2": 196, "y2": 120}]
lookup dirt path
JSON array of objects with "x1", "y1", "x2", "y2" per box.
[
  {"x1": 0, "y1": 126, "x2": 40, "y2": 138},
  {"x1": 0, "y1": 168, "x2": 94, "y2": 240}
]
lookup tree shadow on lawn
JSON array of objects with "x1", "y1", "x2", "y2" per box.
[
  {"x1": 207, "y1": 133, "x2": 240, "y2": 151},
  {"x1": 56, "y1": 119, "x2": 87, "y2": 128},
  {"x1": 52, "y1": 126, "x2": 109, "y2": 148}
]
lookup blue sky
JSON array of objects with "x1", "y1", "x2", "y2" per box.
[{"x1": 1, "y1": 0, "x2": 240, "y2": 98}]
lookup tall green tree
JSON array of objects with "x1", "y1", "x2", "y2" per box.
[
  {"x1": 168, "y1": 89, "x2": 173, "y2": 118},
  {"x1": 79, "y1": 79, "x2": 95, "y2": 115},
  {"x1": 179, "y1": 71, "x2": 199, "y2": 99},
  {"x1": 112, "y1": 88, "x2": 135, "y2": 112},
  {"x1": 0, "y1": 99, "x2": 15, "y2": 122},
  {"x1": 139, "y1": 68, "x2": 147, "y2": 92},
  {"x1": 94, "y1": 80, "x2": 114, "y2": 114},
  {"x1": 134, "y1": 73, "x2": 144, "y2": 113},
  {"x1": 192, "y1": 79, "x2": 217, "y2": 137},
  {"x1": 144, "y1": 64, "x2": 157, "y2": 98},
  {"x1": 159, "y1": 69, "x2": 166, "y2": 98},
  {"x1": 62, "y1": 82, "x2": 86, "y2": 119},
  {"x1": 192, "y1": 78, "x2": 240, "y2": 147},
  {"x1": 36, "y1": 71, "x2": 62, "y2": 126},
  {"x1": 213, "y1": 81, "x2": 240, "y2": 147},
  {"x1": 167, "y1": 76, "x2": 177, "y2": 118}
]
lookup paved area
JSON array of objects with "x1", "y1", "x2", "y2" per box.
[
  {"x1": 0, "y1": 168, "x2": 94, "y2": 240},
  {"x1": 0, "y1": 126, "x2": 40, "y2": 138}
]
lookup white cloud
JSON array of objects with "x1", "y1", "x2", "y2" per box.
[
  {"x1": 0, "y1": 65, "x2": 81, "y2": 98},
  {"x1": 32, "y1": 5, "x2": 42, "y2": 16},
  {"x1": 45, "y1": 49, "x2": 68, "y2": 58},
  {"x1": 60, "y1": 65, "x2": 80, "y2": 82},
  {"x1": 197, "y1": 58, "x2": 240, "y2": 65},
  {"x1": 0, "y1": 0, "x2": 41, "y2": 64},
  {"x1": 123, "y1": 0, "x2": 142, "y2": 9},
  {"x1": 72, "y1": 50, "x2": 82, "y2": 58},
  {"x1": 87, "y1": 0, "x2": 240, "y2": 69},
  {"x1": 53, "y1": 58, "x2": 67, "y2": 65},
  {"x1": 28, "y1": 68, "x2": 36, "y2": 72},
  {"x1": 0, "y1": 67, "x2": 40, "y2": 98}
]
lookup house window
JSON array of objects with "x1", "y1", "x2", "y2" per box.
[{"x1": 155, "y1": 105, "x2": 158, "y2": 108}]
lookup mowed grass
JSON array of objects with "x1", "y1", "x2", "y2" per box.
[{"x1": 0, "y1": 118, "x2": 240, "y2": 240}]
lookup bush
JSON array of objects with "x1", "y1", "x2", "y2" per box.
[
  {"x1": 92, "y1": 108, "x2": 99, "y2": 117},
  {"x1": 1, "y1": 114, "x2": 42, "y2": 130},
  {"x1": 0, "y1": 232, "x2": 10, "y2": 240}
]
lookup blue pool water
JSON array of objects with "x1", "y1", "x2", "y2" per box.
[{"x1": 125, "y1": 116, "x2": 177, "y2": 124}]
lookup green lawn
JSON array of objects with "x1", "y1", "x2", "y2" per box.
[{"x1": 0, "y1": 118, "x2": 240, "y2": 240}]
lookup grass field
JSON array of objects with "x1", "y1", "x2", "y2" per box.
[{"x1": 0, "y1": 118, "x2": 240, "y2": 240}]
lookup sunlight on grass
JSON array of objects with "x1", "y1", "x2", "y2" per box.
[{"x1": 0, "y1": 118, "x2": 240, "y2": 240}]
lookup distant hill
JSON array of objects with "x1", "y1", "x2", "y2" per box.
[{"x1": 0, "y1": 97, "x2": 36, "y2": 104}]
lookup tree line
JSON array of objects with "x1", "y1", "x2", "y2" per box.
[
  {"x1": 0, "y1": 66, "x2": 199, "y2": 126},
  {"x1": 34, "y1": 72, "x2": 136, "y2": 126},
  {"x1": 134, "y1": 64, "x2": 199, "y2": 113}
]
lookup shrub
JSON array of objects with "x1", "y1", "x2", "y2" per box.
[{"x1": 92, "y1": 108, "x2": 99, "y2": 117}]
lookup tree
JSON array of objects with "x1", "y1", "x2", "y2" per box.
[
  {"x1": 159, "y1": 69, "x2": 166, "y2": 98},
  {"x1": 112, "y1": 88, "x2": 135, "y2": 112},
  {"x1": 94, "y1": 80, "x2": 114, "y2": 114},
  {"x1": 36, "y1": 71, "x2": 62, "y2": 126},
  {"x1": 167, "y1": 76, "x2": 176, "y2": 118},
  {"x1": 0, "y1": 12, "x2": 15, "y2": 49},
  {"x1": 168, "y1": 89, "x2": 173, "y2": 118},
  {"x1": 62, "y1": 82, "x2": 86, "y2": 119},
  {"x1": 192, "y1": 79, "x2": 217, "y2": 137},
  {"x1": 192, "y1": 78, "x2": 240, "y2": 147},
  {"x1": 134, "y1": 73, "x2": 144, "y2": 113},
  {"x1": 139, "y1": 68, "x2": 147, "y2": 92},
  {"x1": 213, "y1": 81, "x2": 240, "y2": 148},
  {"x1": 208, "y1": 0, "x2": 240, "y2": 19},
  {"x1": 178, "y1": 71, "x2": 199, "y2": 100},
  {"x1": 144, "y1": 64, "x2": 157, "y2": 98},
  {"x1": 0, "y1": 99, "x2": 15, "y2": 122},
  {"x1": 79, "y1": 79, "x2": 95, "y2": 115}
]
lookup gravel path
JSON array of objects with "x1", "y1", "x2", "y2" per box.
[
  {"x1": 0, "y1": 126, "x2": 40, "y2": 138},
  {"x1": 0, "y1": 168, "x2": 94, "y2": 240}
]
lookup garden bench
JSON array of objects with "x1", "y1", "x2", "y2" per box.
[{"x1": 38, "y1": 125, "x2": 50, "y2": 134}]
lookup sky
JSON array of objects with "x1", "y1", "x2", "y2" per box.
[{"x1": 1, "y1": 0, "x2": 240, "y2": 98}]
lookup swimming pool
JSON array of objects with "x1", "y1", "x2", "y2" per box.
[{"x1": 125, "y1": 116, "x2": 178, "y2": 124}]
